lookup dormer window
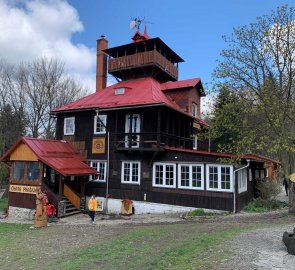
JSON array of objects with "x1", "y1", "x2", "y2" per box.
[
  {"x1": 192, "y1": 103, "x2": 198, "y2": 118},
  {"x1": 115, "y1": 87, "x2": 125, "y2": 95}
]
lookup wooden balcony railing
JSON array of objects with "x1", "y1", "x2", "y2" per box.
[
  {"x1": 114, "y1": 132, "x2": 193, "y2": 150},
  {"x1": 108, "y1": 50, "x2": 178, "y2": 80}
]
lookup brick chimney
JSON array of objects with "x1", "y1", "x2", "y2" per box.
[{"x1": 96, "y1": 36, "x2": 108, "y2": 91}]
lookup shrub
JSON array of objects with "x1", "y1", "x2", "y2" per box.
[
  {"x1": 244, "y1": 198, "x2": 287, "y2": 213},
  {"x1": 254, "y1": 178, "x2": 281, "y2": 201}
]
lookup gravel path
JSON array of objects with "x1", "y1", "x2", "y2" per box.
[{"x1": 216, "y1": 224, "x2": 295, "y2": 270}]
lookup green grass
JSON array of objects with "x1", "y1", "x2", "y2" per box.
[
  {"x1": 244, "y1": 198, "x2": 288, "y2": 213},
  {"x1": 0, "y1": 197, "x2": 7, "y2": 211},
  {"x1": 48, "y1": 224, "x2": 255, "y2": 270},
  {"x1": 187, "y1": 208, "x2": 222, "y2": 217}
]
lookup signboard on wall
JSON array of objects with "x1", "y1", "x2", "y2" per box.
[
  {"x1": 9, "y1": 185, "x2": 40, "y2": 194},
  {"x1": 92, "y1": 138, "x2": 105, "y2": 154},
  {"x1": 193, "y1": 121, "x2": 200, "y2": 129}
]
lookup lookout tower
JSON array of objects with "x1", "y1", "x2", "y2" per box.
[{"x1": 103, "y1": 26, "x2": 184, "y2": 83}]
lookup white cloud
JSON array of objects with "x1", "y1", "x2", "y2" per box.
[{"x1": 0, "y1": 0, "x2": 96, "y2": 90}]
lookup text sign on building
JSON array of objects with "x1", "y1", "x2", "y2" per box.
[
  {"x1": 193, "y1": 121, "x2": 200, "y2": 129},
  {"x1": 9, "y1": 185, "x2": 40, "y2": 194},
  {"x1": 92, "y1": 138, "x2": 105, "y2": 154}
]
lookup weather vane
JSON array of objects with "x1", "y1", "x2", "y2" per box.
[{"x1": 130, "y1": 17, "x2": 153, "y2": 31}]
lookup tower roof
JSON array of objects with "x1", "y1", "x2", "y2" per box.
[{"x1": 104, "y1": 37, "x2": 184, "y2": 63}]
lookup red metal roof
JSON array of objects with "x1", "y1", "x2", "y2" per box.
[
  {"x1": 161, "y1": 78, "x2": 206, "y2": 97},
  {"x1": 163, "y1": 146, "x2": 236, "y2": 158},
  {"x1": 163, "y1": 147, "x2": 279, "y2": 163},
  {"x1": 52, "y1": 77, "x2": 190, "y2": 116},
  {"x1": 0, "y1": 137, "x2": 97, "y2": 176},
  {"x1": 161, "y1": 78, "x2": 201, "y2": 91}
]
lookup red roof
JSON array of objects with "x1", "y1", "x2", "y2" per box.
[
  {"x1": 52, "y1": 77, "x2": 191, "y2": 116},
  {"x1": 0, "y1": 137, "x2": 97, "y2": 176},
  {"x1": 163, "y1": 147, "x2": 279, "y2": 163},
  {"x1": 131, "y1": 26, "x2": 150, "y2": 43},
  {"x1": 163, "y1": 147, "x2": 236, "y2": 158},
  {"x1": 161, "y1": 78, "x2": 201, "y2": 91}
]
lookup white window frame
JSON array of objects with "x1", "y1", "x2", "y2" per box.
[
  {"x1": 206, "y1": 164, "x2": 233, "y2": 192},
  {"x1": 125, "y1": 114, "x2": 140, "y2": 148},
  {"x1": 192, "y1": 103, "x2": 198, "y2": 118},
  {"x1": 89, "y1": 160, "x2": 107, "y2": 182},
  {"x1": 94, "y1": 115, "x2": 107, "y2": 134},
  {"x1": 178, "y1": 164, "x2": 204, "y2": 190},
  {"x1": 152, "y1": 162, "x2": 176, "y2": 188},
  {"x1": 114, "y1": 87, "x2": 125, "y2": 95},
  {"x1": 238, "y1": 168, "x2": 248, "y2": 193},
  {"x1": 192, "y1": 135, "x2": 198, "y2": 150},
  {"x1": 121, "y1": 161, "x2": 141, "y2": 185},
  {"x1": 64, "y1": 117, "x2": 75, "y2": 135}
]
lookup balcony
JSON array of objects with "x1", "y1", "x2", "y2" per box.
[
  {"x1": 114, "y1": 132, "x2": 192, "y2": 151},
  {"x1": 108, "y1": 50, "x2": 178, "y2": 82}
]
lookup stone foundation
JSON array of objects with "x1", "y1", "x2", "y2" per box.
[{"x1": 8, "y1": 206, "x2": 31, "y2": 220}]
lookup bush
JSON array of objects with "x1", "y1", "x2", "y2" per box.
[
  {"x1": 254, "y1": 178, "x2": 281, "y2": 201},
  {"x1": 244, "y1": 198, "x2": 287, "y2": 213}
]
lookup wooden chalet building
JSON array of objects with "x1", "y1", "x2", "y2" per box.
[{"x1": 1, "y1": 28, "x2": 278, "y2": 217}]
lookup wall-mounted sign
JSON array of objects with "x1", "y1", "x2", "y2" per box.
[
  {"x1": 9, "y1": 184, "x2": 40, "y2": 194},
  {"x1": 193, "y1": 121, "x2": 200, "y2": 129},
  {"x1": 92, "y1": 138, "x2": 105, "y2": 154}
]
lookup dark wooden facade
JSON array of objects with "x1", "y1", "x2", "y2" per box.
[{"x1": 55, "y1": 104, "x2": 256, "y2": 212}]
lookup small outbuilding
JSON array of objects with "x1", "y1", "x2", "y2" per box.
[{"x1": 0, "y1": 137, "x2": 97, "y2": 218}]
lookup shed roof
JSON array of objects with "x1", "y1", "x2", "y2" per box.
[{"x1": 0, "y1": 137, "x2": 97, "y2": 176}]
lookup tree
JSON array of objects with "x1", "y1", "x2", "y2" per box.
[
  {"x1": 13, "y1": 58, "x2": 87, "y2": 138},
  {"x1": 213, "y1": 5, "x2": 295, "y2": 173}
]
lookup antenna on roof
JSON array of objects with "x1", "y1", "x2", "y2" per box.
[{"x1": 130, "y1": 17, "x2": 153, "y2": 31}]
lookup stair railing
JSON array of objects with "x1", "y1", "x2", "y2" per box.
[{"x1": 63, "y1": 184, "x2": 81, "y2": 210}]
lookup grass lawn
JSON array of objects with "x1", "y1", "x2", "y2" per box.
[
  {"x1": 0, "y1": 220, "x2": 259, "y2": 270},
  {"x1": 0, "y1": 197, "x2": 7, "y2": 211}
]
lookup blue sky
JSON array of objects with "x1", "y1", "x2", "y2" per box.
[
  {"x1": 68, "y1": 0, "x2": 295, "y2": 87},
  {"x1": 0, "y1": 0, "x2": 294, "y2": 110}
]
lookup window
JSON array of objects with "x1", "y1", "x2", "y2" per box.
[
  {"x1": 64, "y1": 117, "x2": 75, "y2": 135},
  {"x1": 13, "y1": 161, "x2": 40, "y2": 181},
  {"x1": 192, "y1": 135, "x2": 198, "y2": 150},
  {"x1": 178, "y1": 164, "x2": 204, "y2": 190},
  {"x1": 125, "y1": 114, "x2": 140, "y2": 148},
  {"x1": 206, "y1": 165, "x2": 233, "y2": 192},
  {"x1": 89, "y1": 160, "x2": 107, "y2": 182},
  {"x1": 238, "y1": 169, "x2": 248, "y2": 193},
  {"x1": 13, "y1": 161, "x2": 25, "y2": 180},
  {"x1": 28, "y1": 162, "x2": 40, "y2": 180},
  {"x1": 94, "y1": 115, "x2": 107, "y2": 134},
  {"x1": 121, "y1": 161, "x2": 140, "y2": 184},
  {"x1": 153, "y1": 163, "x2": 176, "y2": 188},
  {"x1": 192, "y1": 103, "x2": 198, "y2": 117},
  {"x1": 255, "y1": 169, "x2": 265, "y2": 179},
  {"x1": 115, "y1": 87, "x2": 125, "y2": 95}
]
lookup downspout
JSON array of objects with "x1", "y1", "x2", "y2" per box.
[
  {"x1": 233, "y1": 159, "x2": 250, "y2": 213},
  {"x1": 105, "y1": 131, "x2": 110, "y2": 214},
  {"x1": 94, "y1": 109, "x2": 110, "y2": 214}
]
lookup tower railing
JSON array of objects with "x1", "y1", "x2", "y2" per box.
[{"x1": 108, "y1": 50, "x2": 178, "y2": 80}]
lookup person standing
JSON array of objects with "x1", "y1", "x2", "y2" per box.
[
  {"x1": 88, "y1": 194, "x2": 97, "y2": 223},
  {"x1": 283, "y1": 177, "x2": 289, "y2": 197}
]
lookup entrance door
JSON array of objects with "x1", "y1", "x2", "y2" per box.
[{"x1": 125, "y1": 114, "x2": 140, "y2": 148}]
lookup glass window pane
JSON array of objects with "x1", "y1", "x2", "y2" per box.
[
  {"x1": 28, "y1": 162, "x2": 40, "y2": 180},
  {"x1": 13, "y1": 161, "x2": 25, "y2": 180},
  {"x1": 155, "y1": 165, "x2": 163, "y2": 185},
  {"x1": 180, "y1": 166, "x2": 190, "y2": 187}
]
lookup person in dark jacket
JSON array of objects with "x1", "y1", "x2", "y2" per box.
[{"x1": 283, "y1": 177, "x2": 289, "y2": 196}]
